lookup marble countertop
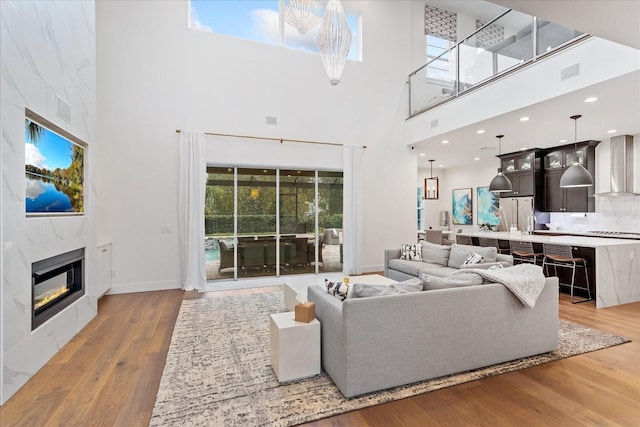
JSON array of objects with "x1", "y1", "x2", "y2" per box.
[{"x1": 459, "y1": 231, "x2": 640, "y2": 248}]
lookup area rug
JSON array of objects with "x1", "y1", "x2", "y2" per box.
[{"x1": 150, "y1": 291, "x2": 630, "y2": 427}]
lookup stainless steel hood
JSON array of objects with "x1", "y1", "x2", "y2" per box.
[{"x1": 596, "y1": 135, "x2": 639, "y2": 197}]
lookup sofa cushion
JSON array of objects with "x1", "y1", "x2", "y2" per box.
[
  {"x1": 325, "y1": 279, "x2": 349, "y2": 301},
  {"x1": 388, "y1": 259, "x2": 441, "y2": 276},
  {"x1": 418, "y1": 266, "x2": 458, "y2": 278},
  {"x1": 421, "y1": 272, "x2": 484, "y2": 290},
  {"x1": 448, "y1": 244, "x2": 497, "y2": 269},
  {"x1": 351, "y1": 278, "x2": 423, "y2": 298},
  {"x1": 419, "y1": 241, "x2": 451, "y2": 266}
]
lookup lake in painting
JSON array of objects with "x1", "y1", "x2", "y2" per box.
[
  {"x1": 25, "y1": 116, "x2": 84, "y2": 214},
  {"x1": 26, "y1": 174, "x2": 78, "y2": 213}
]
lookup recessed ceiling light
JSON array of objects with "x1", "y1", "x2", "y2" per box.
[
  {"x1": 584, "y1": 97, "x2": 598, "y2": 103},
  {"x1": 474, "y1": 157, "x2": 480, "y2": 161},
  {"x1": 477, "y1": 129, "x2": 485, "y2": 134},
  {"x1": 520, "y1": 147, "x2": 527, "y2": 151},
  {"x1": 419, "y1": 153, "x2": 426, "y2": 156},
  {"x1": 607, "y1": 129, "x2": 617, "y2": 134},
  {"x1": 559, "y1": 139, "x2": 567, "y2": 143},
  {"x1": 439, "y1": 164, "x2": 444, "y2": 167},
  {"x1": 520, "y1": 116, "x2": 530, "y2": 122},
  {"x1": 441, "y1": 139, "x2": 449, "y2": 144}
]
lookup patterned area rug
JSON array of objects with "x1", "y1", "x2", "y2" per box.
[{"x1": 150, "y1": 291, "x2": 630, "y2": 426}]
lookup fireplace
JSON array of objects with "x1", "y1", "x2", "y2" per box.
[{"x1": 32, "y1": 248, "x2": 85, "y2": 330}]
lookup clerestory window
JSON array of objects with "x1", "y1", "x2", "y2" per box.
[{"x1": 189, "y1": 0, "x2": 360, "y2": 61}]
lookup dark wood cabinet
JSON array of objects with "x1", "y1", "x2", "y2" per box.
[
  {"x1": 497, "y1": 149, "x2": 542, "y2": 198},
  {"x1": 542, "y1": 141, "x2": 598, "y2": 212}
]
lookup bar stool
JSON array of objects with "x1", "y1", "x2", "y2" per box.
[
  {"x1": 456, "y1": 235, "x2": 473, "y2": 245},
  {"x1": 478, "y1": 237, "x2": 510, "y2": 254},
  {"x1": 542, "y1": 243, "x2": 591, "y2": 304},
  {"x1": 425, "y1": 229, "x2": 443, "y2": 245},
  {"x1": 509, "y1": 240, "x2": 543, "y2": 265}
]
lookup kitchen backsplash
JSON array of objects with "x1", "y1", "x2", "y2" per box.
[{"x1": 549, "y1": 196, "x2": 640, "y2": 232}]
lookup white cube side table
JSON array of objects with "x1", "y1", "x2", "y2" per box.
[{"x1": 269, "y1": 312, "x2": 320, "y2": 382}]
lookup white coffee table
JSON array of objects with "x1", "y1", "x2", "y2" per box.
[
  {"x1": 269, "y1": 311, "x2": 320, "y2": 382},
  {"x1": 283, "y1": 274, "x2": 396, "y2": 310}
]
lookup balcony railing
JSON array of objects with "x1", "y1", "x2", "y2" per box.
[{"x1": 408, "y1": 9, "x2": 589, "y2": 118}]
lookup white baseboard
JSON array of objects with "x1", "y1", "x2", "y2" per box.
[{"x1": 105, "y1": 279, "x2": 181, "y2": 295}]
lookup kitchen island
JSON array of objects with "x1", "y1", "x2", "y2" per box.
[{"x1": 458, "y1": 231, "x2": 640, "y2": 308}]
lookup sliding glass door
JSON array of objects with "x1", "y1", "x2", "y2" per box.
[{"x1": 205, "y1": 167, "x2": 343, "y2": 281}]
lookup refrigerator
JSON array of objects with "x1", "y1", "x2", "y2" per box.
[{"x1": 498, "y1": 197, "x2": 538, "y2": 233}]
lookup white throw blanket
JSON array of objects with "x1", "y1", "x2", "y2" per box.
[{"x1": 451, "y1": 264, "x2": 546, "y2": 308}]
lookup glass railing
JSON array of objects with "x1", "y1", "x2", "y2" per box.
[{"x1": 409, "y1": 10, "x2": 588, "y2": 118}]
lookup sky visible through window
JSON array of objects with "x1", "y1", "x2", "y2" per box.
[
  {"x1": 25, "y1": 123, "x2": 75, "y2": 170},
  {"x1": 190, "y1": 0, "x2": 359, "y2": 60}
]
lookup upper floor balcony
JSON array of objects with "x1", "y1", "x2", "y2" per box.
[{"x1": 409, "y1": 8, "x2": 589, "y2": 118}]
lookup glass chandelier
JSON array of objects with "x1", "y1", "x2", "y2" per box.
[
  {"x1": 283, "y1": 0, "x2": 323, "y2": 35},
  {"x1": 317, "y1": 0, "x2": 351, "y2": 85}
]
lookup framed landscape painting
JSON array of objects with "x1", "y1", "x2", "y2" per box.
[
  {"x1": 477, "y1": 186, "x2": 500, "y2": 226},
  {"x1": 452, "y1": 188, "x2": 472, "y2": 225}
]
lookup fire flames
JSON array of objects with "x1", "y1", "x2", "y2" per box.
[{"x1": 34, "y1": 286, "x2": 70, "y2": 310}]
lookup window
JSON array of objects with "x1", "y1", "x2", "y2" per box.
[
  {"x1": 426, "y1": 34, "x2": 453, "y2": 81},
  {"x1": 205, "y1": 166, "x2": 343, "y2": 281},
  {"x1": 189, "y1": 0, "x2": 360, "y2": 60}
]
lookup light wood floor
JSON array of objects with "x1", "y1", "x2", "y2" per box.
[{"x1": 1, "y1": 287, "x2": 638, "y2": 427}]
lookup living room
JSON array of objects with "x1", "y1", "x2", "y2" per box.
[{"x1": 1, "y1": 0, "x2": 639, "y2": 424}]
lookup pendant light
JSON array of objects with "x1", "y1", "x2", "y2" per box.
[
  {"x1": 560, "y1": 115, "x2": 593, "y2": 188},
  {"x1": 425, "y1": 159, "x2": 439, "y2": 199},
  {"x1": 317, "y1": 0, "x2": 351, "y2": 85},
  {"x1": 489, "y1": 135, "x2": 512, "y2": 192},
  {"x1": 283, "y1": 0, "x2": 322, "y2": 35}
]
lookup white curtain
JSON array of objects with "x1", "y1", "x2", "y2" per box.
[
  {"x1": 342, "y1": 145, "x2": 364, "y2": 275},
  {"x1": 178, "y1": 131, "x2": 206, "y2": 290}
]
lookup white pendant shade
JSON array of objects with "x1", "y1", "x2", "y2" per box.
[
  {"x1": 284, "y1": 0, "x2": 322, "y2": 35},
  {"x1": 317, "y1": 0, "x2": 352, "y2": 85}
]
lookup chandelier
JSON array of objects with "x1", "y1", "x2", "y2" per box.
[
  {"x1": 283, "y1": 0, "x2": 323, "y2": 35},
  {"x1": 317, "y1": 0, "x2": 352, "y2": 85}
]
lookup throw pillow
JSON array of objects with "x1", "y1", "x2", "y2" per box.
[
  {"x1": 419, "y1": 241, "x2": 451, "y2": 266},
  {"x1": 351, "y1": 279, "x2": 423, "y2": 298},
  {"x1": 325, "y1": 279, "x2": 349, "y2": 301},
  {"x1": 462, "y1": 252, "x2": 484, "y2": 265},
  {"x1": 448, "y1": 244, "x2": 498, "y2": 268},
  {"x1": 400, "y1": 243, "x2": 422, "y2": 261},
  {"x1": 422, "y1": 272, "x2": 483, "y2": 290}
]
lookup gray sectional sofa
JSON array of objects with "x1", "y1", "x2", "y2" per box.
[
  {"x1": 385, "y1": 242, "x2": 514, "y2": 282},
  {"x1": 308, "y1": 275, "x2": 559, "y2": 398}
]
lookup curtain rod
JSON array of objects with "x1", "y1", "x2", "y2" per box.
[{"x1": 175, "y1": 129, "x2": 367, "y2": 149}]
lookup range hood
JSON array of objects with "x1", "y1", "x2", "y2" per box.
[{"x1": 596, "y1": 135, "x2": 639, "y2": 197}]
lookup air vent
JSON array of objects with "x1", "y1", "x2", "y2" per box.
[
  {"x1": 430, "y1": 119, "x2": 438, "y2": 128},
  {"x1": 266, "y1": 116, "x2": 277, "y2": 125},
  {"x1": 560, "y1": 63, "x2": 580, "y2": 80},
  {"x1": 56, "y1": 96, "x2": 71, "y2": 122}
]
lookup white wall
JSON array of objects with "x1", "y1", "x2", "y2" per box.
[
  {"x1": 0, "y1": 0, "x2": 97, "y2": 404},
  {"x1": 418, "y1": 161, "x2": 500, "y2": 232},
  {"x1": 97, "y1": 0, "x2": 416, "y2": 292}
]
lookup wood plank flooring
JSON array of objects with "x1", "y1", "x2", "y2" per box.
[{"x1": 0, "y1": 287, "x2": 638, "y2": 427}]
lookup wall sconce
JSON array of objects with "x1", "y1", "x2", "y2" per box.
[{"x1": 424, "y1": 160, "x2": 439, "y2": 200}]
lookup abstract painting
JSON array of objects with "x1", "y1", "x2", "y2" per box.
[
  {"x1": 452, "y1": 188, "x2": 472, "y2": 225},
  {"x1": 477, "y1": 186, "x2": 500, "y2": 226}
]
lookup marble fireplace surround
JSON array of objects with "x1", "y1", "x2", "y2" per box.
[{"x1": 1, "y1": 1, "x2": 98, "y2": 405}]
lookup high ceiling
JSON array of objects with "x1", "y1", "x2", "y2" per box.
[{"x1": 415, "y1": 1, "x2": 640, "y2": 169}]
